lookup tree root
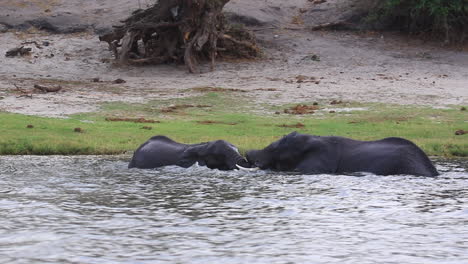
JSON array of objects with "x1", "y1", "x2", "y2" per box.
[{"x1": 99, "y1": 0, "x2": 260, "y2": 73}]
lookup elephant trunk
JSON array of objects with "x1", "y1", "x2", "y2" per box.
[
  {"x1": 235, "y1": 153, "x2": 261, "y2": 171},
  {"x1": 226, "y1": 150, "x2": 251, "y2": 170}
]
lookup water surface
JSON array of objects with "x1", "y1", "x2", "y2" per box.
[{"x1": 0, "y1": 156, "x2": 467, "y2": 264}]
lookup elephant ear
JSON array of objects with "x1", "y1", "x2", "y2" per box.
[
  {"x1": 277, "y1": 131, "x2": 308, "y2": 156},
  {"x1": 277, "y1": 134, "x2": 324, "y2": 164},
  {"x1": 296, "y1": 136, "x2": 339, "y2": 173},
  {"x1": 264, "y1": 131, "x2": 298, "y2": 153},
  {"x1": 177, "y1": 143, "x2": 210, "y2": 168},
  {"x1": 278, "y1": 131, "x2": 299, "y2": 147},
  {"x1": 297, "y1": 136, "x2": 328, "y2": 155}
]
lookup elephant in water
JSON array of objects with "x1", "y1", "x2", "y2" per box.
[
  {"x1": 128, "y1": 136, "x2": 251, "y2": 170},
  {"x1": 246, "y1": 132, "x2": 439, "y2": 176}
]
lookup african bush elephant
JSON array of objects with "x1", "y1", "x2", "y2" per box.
[
  {"x1": 129, "y1": 135, "x2": 251, "y2": 170},
  {"x1": 246, "y1": 132, "x2": 439, "y2": 176}
]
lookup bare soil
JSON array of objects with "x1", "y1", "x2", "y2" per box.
[{"x1": 0, "y1": 0, "x2": 467, "y2": 117}]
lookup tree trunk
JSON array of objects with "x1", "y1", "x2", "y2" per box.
[{"x1": 99, "y1": 0, "x2": 259, "y2": 73}]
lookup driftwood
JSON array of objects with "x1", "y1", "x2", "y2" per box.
[
  {"x1": 99, "y1": 0, "x2": 259, "y2": 73},
  {"x1": 105, "y1": 117, "x2": 160, "y2": 123},
  {"x1": 5, "y1": 46, "x2": 32, "y2": 57},
  {"x1": 21, "y1": 41, "x2": 48, "y2": 49},
  {"x1": 12, "y1": 83, "x2": 33, "y2": 98},
  {"x1": 33, "y1": 84, "x2": 62, "y2": 93},
  {"x1": 12, "y1": 83, "x2": 62, "y2": 95}
]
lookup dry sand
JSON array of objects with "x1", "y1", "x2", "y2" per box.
[{"x1": 0, "y1": 0, "x2": 467, "y2": 117}]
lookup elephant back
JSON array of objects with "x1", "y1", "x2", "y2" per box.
[{"x1": 129, "y1": 136, "x2": 188, "y2": 169}]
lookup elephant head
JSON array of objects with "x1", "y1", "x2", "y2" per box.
[
  {"x1": 178, "y1": 140, "x2": 251, "y2": 170},
  {"x1": 246, "y1": 132, "x2": 322, "y2": 171}
]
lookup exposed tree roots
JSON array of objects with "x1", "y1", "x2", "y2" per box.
[{"x1": 99, "y1": 0, "x2": 260, "y2": 73}]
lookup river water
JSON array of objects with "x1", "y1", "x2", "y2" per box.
[{"x1": 0, "y1": 156, "x2": 467, "y2": 264}]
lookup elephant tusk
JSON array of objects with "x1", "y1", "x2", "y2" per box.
[{"x1": 236, "y1": 164, "x2": 261, "y2": 171}]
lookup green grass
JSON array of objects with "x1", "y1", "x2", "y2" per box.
[{"x1": 0, "y1": 92, "x2": 467, "y2": 157}]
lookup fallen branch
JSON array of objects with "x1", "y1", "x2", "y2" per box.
[
  {"x1": 34, "y1": 84, "x2": 62, "y2": 93},
  {"x1": 21, "y1": 41, "x2": 44, "y2": 49},
  {"x1": 5, "y1": 46, "x2": 32, "y2": 57},
  {"x1": 18, "y1": 94, "x2": 33, "y2": 98},
  {"x1": 13, "y1": 83, "x2": 30, "y2": 94},
  {"x1": 197, "y1": 120, "x2": 238, "y2": 125},
  {"x1": 309, "y1": 22, "x2": 350, "y2": 31},
  {"x1": 105, "y1": 117, "x2": 160, "y2": 123},
  {"x1": 13, "y1": 84, "x2": 33, "y2": 98}
]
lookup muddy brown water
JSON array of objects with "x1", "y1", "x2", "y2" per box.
[{"x1": 0, "y1": 156, "x2": 467, "y2": 264}]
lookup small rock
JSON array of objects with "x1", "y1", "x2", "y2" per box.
[
  {"x1": 92, "y1": 78, "x2": 100, "y2": 83},
  {"x1": 302, "y1": 54, "x2": 320, "y2": 62},
  {"x1": 113, "y1": 78, "x2": 126, "y2": 84},
  {"x1": 0, "y1": 24, "x2": 8, "y2": 33}
]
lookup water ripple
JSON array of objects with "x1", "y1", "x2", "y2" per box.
[{"x1": 0, "y1": 156, "x2": 467, "y2": 264}]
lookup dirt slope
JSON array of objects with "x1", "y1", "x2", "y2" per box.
[{"x1": 0, "y1": 0, "x2": 467, "y2": 117}]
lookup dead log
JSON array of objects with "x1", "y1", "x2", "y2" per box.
[
  {"x1": 5, "y1": 46, "x2": 32, "y2": 57},
  {"x1": 309, "y1": 22, "x2": 351, "y2": 31},
  {"x1": 99, "y1": 0, "x2": 259, "y2": 73},
  {"x1": 13, "y1": 84, "x2": 33, "y2": 98},
  {"x1": 34, "y1": 84, "x2": 62, "y2": 93},
  {"x1": 13, "y1": 83, "x2": 30, "y2": 94},
  {"x1": 105, "y1": 117, "x2": 160, "y2": 123}
]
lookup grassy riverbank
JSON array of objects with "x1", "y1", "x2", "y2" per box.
[{"x1": 0, "y1": 92, "x2": 467, "y2": 157}]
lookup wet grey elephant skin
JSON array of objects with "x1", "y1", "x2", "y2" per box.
[
  {"x1": 128, "y1": 136, "x2": 250, "y2": 170},
  {"x1": 246, "y1": 132, "x2": 439, "y2": 176}
]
